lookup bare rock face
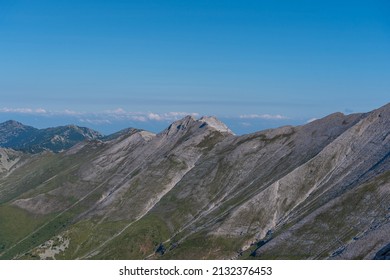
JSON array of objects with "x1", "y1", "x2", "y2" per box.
[
  {"x1": 0, "y1": 148, "x2": 23, "y2": 175},
  {"x1": 12, "y1": 193, "x2": 72, "y2": 215},
  {"x1": 198, "y1": 116, "x2": 234, "y2": 134},
  {"x1": 0, "y1": 105, "x2": 389, "y2": 260}
]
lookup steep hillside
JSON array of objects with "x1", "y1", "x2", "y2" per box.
[{"x1": 0, "y1": 104, "x2": 389, "y2": 260}]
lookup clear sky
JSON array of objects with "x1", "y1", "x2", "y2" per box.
[{"x1": 0, "y1": 0, "x2": 389, "y2": 134}]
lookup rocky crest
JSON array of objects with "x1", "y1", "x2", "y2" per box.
[{"x1": 0, "y1": 105, "x2": 389, "y2": 260}]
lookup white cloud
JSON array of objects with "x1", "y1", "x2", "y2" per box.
[
  {"x1": 0, "y1": 107, "x2": 200, "y2": 122},
  {"x1": 35, "y1": 108, "x2": 47, "y2": 113},
  {"x1": 129, "y1": 116, "x2": 147, "y2": 122},
  {"x1": 0, "y1": 107, "x2": 47, "y2": 114},
  {"x1": 147, "y1": 112, "x2": 163, "y2": 121},
  {"x1": 63, "y1": 109, "x2": 82, "y2": 116},
  {"x1": 104, "y1": 108, "x2": 127, "y2": 115},
  {"x1": 144, "y1": 112, "x2": 199, "y2": 121},
  {"x1": 166, "y1": 112, "x2": 199, "y2": 118},
  {"x1": 239, "y1": 114, "x2": 288, "y2": 120},
  {"x1": 79, "y1": 118, "x2": 112, "y2": 125},
  {"x1": 99, "y1": 109, "x2": 199, "y2": 122},
  {"x1": 0, "y1": 107, "x2": 210, "y2": 124}
]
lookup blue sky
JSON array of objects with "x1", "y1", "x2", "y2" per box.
[{"x1": 0, "y1": 0, "x2": 389, "y2": 134}]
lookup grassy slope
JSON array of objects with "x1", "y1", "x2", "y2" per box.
[{"x1": 0, "y1": 142, "x2": 106, "y2": 259}]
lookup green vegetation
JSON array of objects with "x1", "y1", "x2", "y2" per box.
[
  {"x1": 162, "y1": 233, "x2": 246, "y2": 259},
  {"x1": 196, "y1": 131, "x2": 225, "y2": 152},
  {"x1": 0, "y1": 209, "x2": 75, "y2": 259},
  {"x1": 0, "y1": 205, "x2": 51, "y2": 258},
  {"x1": 92, "y1": 214, "x2": 171, "y2": 259},
  {"x1": 55, "y1": 220, "x2": 128, "y2": 259}
]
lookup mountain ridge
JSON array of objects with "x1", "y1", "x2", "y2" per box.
[
  {"x1": 0, "y1": 120, "x2": 103, "y2": 153},
  {"x1": 0, "y1": 103, "x2": 389, "y2": 260},
  {"x1": 0, "y1": 115, "x2": 234, "y2": 153}
]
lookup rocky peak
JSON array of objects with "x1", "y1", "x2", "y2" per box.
[
  {"x1": 0, "y1": 120, "x2": 38, "y2": 147},
  {"x1": 198, "y1": 116, "x2": 234, "y2": 134},
  {"x1": 370, "y1": 102, "x2": 390, "y2": 119},
  {"x1": 3, "y1": 120, "x2": 23, "y2": 127},
  {"x1": 138, "y1": 130, "x2": 156, "y2": 141},
  {"x1": 161, "y1": 115, "x2": 234, "y2": 137},
  {"x1": 0, "y1": 120, "x2": 34, "y2": 131},
  {"x1": 162, "y1": 115, "x2": 197, "y2": 136}
]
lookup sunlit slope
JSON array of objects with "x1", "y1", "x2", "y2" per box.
[{"x1": 0, "y1": 104, "x2": 389, "y2": 260}]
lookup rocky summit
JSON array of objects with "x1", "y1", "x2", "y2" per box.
[{"x1": 0, "y1": 103, "x2": 389, "y2": 260}]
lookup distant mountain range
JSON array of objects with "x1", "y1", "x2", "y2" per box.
[
  {"x1": 0, "y1": 120, "x2": 102, "y2": 153},
  {"x1": 0, "y1": 104, "x2": 389, "y2": 260}
]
